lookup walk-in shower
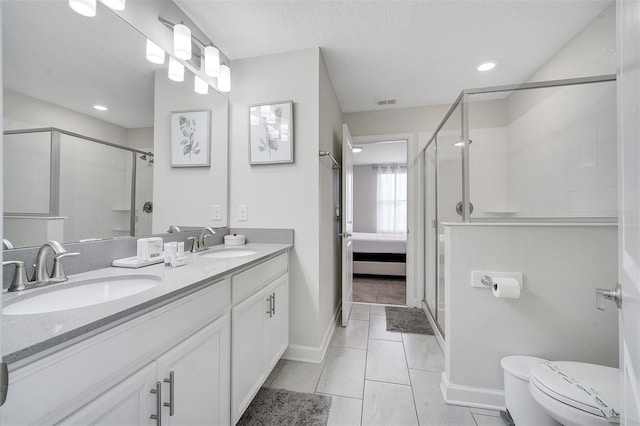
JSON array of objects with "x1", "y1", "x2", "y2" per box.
[
  {"x1": 3, "y1": 127, "x2": 154, "y2": 246},
  {"x1": 422, "y1": 74, "x2": 617, "y2": 336}
]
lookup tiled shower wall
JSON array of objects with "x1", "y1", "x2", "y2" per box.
[{"x1": 505, "y1": 81, "x2": 617, "y2": 218}]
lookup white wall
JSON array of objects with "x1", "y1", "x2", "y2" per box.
[
  {"x1": 229, "y1": 48, "x2": 327, "y2": 354},
  {"x1": 3, "y1": 90, "x2": 128, "y2": 145},
  {"x1": 353, "y1": 165, "x2": 377, "y2": 232},
  {"x1": 152, "y1": 70, "x2": 228, "y2": 232},
  {"x1": 318, "y1": 51, "x2": 343, "y2": 356},
  {"x1": 443, "y1": 224, "x2": 618, "y2": 407},
  {"x1": 499, "y1": 4, "x2": 617, "y2": 219}
]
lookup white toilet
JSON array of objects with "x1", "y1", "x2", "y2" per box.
[{"x1": 529, "y1": 361, "x2": 619, "y2": 426}]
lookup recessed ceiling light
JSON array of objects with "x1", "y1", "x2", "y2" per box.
[
  {"x1": 352, "y1": 146, "x2": 363, "y2": 153},
  {"x1": 477, "y1": 60, "x2": 497, "y2": 72},
  {"x1": 93, "y1": 104, "x2": 108, "y2": 111}
]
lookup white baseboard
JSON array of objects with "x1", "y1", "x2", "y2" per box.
[
  {"x1": 441, "y1": 372, "x2": 505, "y2": 411},
  {"x1": 282, "y1": 302, "x2": 340, "y2": 364}
]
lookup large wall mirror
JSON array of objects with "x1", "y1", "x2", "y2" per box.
[{"x1": 2, "y1": 0, "x2": 229, "y2": 248}]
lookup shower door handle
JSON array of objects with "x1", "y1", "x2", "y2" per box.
[{"x1": 339, "y1": 232, "x2": 352, "y2": 238}]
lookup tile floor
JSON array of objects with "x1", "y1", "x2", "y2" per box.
[
  {"x1": 265, "y1": 303, "x2": 507, "y2": 425},
  {"x1": 353, "y1": 277, "x2": 406, "y2": 306}
]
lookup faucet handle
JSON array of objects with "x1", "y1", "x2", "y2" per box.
[
  {"x1": 187, "y1": 237, "x2": 200, "y2": 253},
  {"x1": 3, "y1": 260, "x2": 29, "y2": 292},
  {"x1": 51, "y1": 252, "x2": 79, "y2": 281}
]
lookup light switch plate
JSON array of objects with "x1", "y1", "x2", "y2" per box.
[
  {"x1": 238, "y1": 205, "x2": 248, "y2": 221},
  {"x1": 212, "y1": 204, "x2": 221, "y2": 220}
]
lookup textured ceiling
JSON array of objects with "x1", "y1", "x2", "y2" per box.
[{"x1": 175, "y1": 0, "x2": 612, "y2": 112}]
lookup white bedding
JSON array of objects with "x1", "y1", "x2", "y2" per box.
[{"x1": 351, "y1": 232, "x2": 407, "y2": 254}]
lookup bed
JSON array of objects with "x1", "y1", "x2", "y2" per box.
[{"x1": 351, "y1": 232, "x2": 407, "y2": 277}]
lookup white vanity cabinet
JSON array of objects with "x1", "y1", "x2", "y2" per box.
[
  {"x1": 0, "y1": 278, "x2": 230, "y2": 426},
  {"x1": 231, "y1": 253, "x2": 289, "y2": 424},
  {"x1": 62, "y1": 314, "x2": 230, "y2": 426}
]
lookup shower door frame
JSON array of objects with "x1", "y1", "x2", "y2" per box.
[{"x1": 420, "y1": 74, "x2": 618, "y2": 338}]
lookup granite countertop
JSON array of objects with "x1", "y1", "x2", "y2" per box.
[{"x1": 2, "y1": 243, "x2": 291, "y2": 367}]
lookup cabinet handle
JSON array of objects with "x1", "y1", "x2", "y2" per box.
[
  {"x1": 150, "y1": 381, "x2": 162, "y2": 425},
  {"x1": 163, "y1": 371, "x2": 175, "y2": 416},
  {"x1": 266, "y1": 294, "x2": 273, "y2": 318},
  {"x1": 271, "y1": 292, "x2": 276, "y2": 315}
]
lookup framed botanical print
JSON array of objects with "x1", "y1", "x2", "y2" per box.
[{"x1": 249, "y1": 100, "x2": 293, "y2": 165}]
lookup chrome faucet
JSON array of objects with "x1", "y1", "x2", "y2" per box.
[
  {"x1": 32, "y1": 241, "x2": 79, "y2": 284},
  {"x1": 3, "y1": 241, "x2": 79, "y2": 292},
  {"x1": 2, "y1": 238, "x2": 13, "y2": 250},
  {"x1": 189, "y1": 227, "x2": 216, "y2": 253}
]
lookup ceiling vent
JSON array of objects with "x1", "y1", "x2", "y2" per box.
[{"x1": 376, "y1": 98, "x2": 397, "y2": 107}]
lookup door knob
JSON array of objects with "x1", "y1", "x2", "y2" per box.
[{"x1": 595, "y1": 283, "x2": 622, "y2": 310}]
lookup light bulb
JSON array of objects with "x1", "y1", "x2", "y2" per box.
[
  {"x1": 99, "y1": 0, "x2": 125, "y2": 10},
  {"x1": 204, "y1": 46, "x2": 220, "y2": 78},
  {"x1": 194, "y1": 75, "x2": 209, "y2": 95},
  {"x1": 168, "y1": 57, "x2": 184, "y2": 82},
  {"x1": 69, "y1": 0, "x2": 96, "y2": 17},
  {"x1": 218, "y1": 64, "x2": 230, "y2": 93},
  {"x1": 174, "y1": 23, "x2": 192, "y2": 60},
  {"x1": 146, "y1": 39, "x2": 165, "y2": 65}
]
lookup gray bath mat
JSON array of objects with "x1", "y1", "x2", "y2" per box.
[
  {"x1": 385, "y1": 306, "x2": 434, "y2": 335},
  {"x1": 237, "y1": 387, "x2": 332, "y2": 426}
]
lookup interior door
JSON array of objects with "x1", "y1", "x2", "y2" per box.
[
  {"x1": 341, "y1": 124, "x2": 354, "y2": 326},
  {"x1": 617, "y1": 1, "x2": 640, "y2": 423}
]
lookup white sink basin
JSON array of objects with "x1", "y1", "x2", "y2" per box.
[
  {"x1": 3, "y1": 275, "x2": 161, "y2": 315},
  {"x1": 200, "y1": 248, "x2": 258, "y2": 259}
]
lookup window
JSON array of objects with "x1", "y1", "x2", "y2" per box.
[{"x1": 376, "y1": 165, "x2": 407, "y2": 233}]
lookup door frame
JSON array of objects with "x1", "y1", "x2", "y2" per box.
[{"x1": 352, "y1": 132, "x2": 419, "y2": 307}]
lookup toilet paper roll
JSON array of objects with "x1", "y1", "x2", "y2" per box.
[{"x1": 492, "y1": 277, "x2": 520, "y2": 299}]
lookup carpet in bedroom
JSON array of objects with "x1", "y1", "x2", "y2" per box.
[{"x1": 353, "y1": 276, "x2": 406, "y2": 305}]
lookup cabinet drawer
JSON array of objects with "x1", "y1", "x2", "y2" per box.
[
  {"x1": 0, "y1": 278, "x2": 230, "y2": 425},
  {"x1": 232, "y1": 253, "x2": 288, "y2": 304}
]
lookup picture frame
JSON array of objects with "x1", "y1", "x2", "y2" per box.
[
  {"x1": 170, "y1": 109, "x2": 211, "y2": 167},
  {"x1": 249, "y1": 100, "x2": 294, "y2": 165}
]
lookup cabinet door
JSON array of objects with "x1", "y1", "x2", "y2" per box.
[
  {"x1": 231, "y1": 288, "x2": 270, "y2": 424},
  {"x1": 60, "y1": 363, "x2": 156, "y2": 426},
  {"x1": 263, "y1": 274, "x2": 289, "y2": 371},
  {"x1": 156, "y1": 314, "x2": 230, "y2": 426}
]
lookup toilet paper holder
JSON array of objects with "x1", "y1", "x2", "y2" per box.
[
  {"x1": 471, "y1": 271, "x2": 523, "y2": 289},
  {"x1": 481, "y1": 275, "x2": 495, "y2": 288}
]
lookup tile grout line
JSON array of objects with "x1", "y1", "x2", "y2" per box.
[{"x1": 401, "y1": 332, "x2": 422, "y2": 426}]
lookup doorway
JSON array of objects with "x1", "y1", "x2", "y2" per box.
[{"x1": 350, "y1": 138, "x2": 408, "y2": 307}]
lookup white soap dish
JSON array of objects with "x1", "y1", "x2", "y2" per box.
[{"x1": 112, "y1": 256, "x2": 164, "y2": 268}]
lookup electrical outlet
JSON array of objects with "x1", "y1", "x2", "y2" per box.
[
  {"x1": 238, "y1": 205, "x2": 248, "y2": 221},
  {"x1": 212, "y1": 204, "x2": 221, "y2": 220}
]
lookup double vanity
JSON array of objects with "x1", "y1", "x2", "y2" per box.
[{"x1": 1, "y1": 242, "x2": 291, "y2": 425}]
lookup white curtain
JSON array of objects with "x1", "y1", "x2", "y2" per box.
[{"x1": 376, "y1": 165, "x2": 407, "y2": 233}]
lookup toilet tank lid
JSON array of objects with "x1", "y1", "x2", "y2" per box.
[{"x1": 501, "y1": 355, "x2": 549, "y2": 380}]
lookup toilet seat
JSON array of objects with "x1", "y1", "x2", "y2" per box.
[{"x1": 529, "y1": 361, "x2": 619, "y2": 425}]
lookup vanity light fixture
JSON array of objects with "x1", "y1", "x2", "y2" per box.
[
  {"x1": 146, "y1": 39, "x2": 165, "y2": 65},
  {"x1": 99, "y1": 0, "x2": 125, "y2": 11},
  {"x1": 168, "y1": 57, "x2": 185, "y2": 82},
  {"x1": 69, "y1": 0, "x2": 96, "y2": 17},
  {"x1": 93, "y1": 104, "x2": 108, "y2": 111},
  {"x1": 173, "y1": 23, "x2": 192, "y2": 60},
  {"x1": 194, "y1": 75, "x2": 209, "y2": 95},
  {"x1": 477, "y1": 60, "x2": 497, "y2": 72},
  {"x1": 218, "y1": 64, "x2": 231, "y2": 93},
  {"x1": 352, "y1": 146, "x2": 363, "y2": 153},
  {"x1": 204, "y1": 46, "x2": 221, "y2": 78}
]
